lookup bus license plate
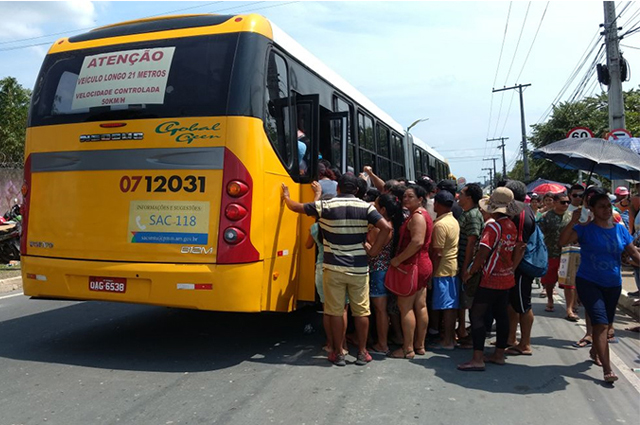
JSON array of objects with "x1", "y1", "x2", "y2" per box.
[{"x1": 89, "y1": 276, "x2": 127, "y2": 293}]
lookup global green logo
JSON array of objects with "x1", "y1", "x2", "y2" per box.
[{"x1": 155, "y1": 121, "x2": 221, "y2": 144}]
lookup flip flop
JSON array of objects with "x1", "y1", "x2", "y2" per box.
[
  {"x1": 505, "y1": 346, "x2": 533, "y2": 356},
  {"x1": 457, "y1": 363, "x2": 485, "y2": 372},
  {"x1": 604, "y1": 372, "x2": 619, "y2": 383},
  {"x1": 564, "y1": 315, "x2": 579, "y2": 322},
  {"x1": 483, "y1": 357, "x2": 506, "y2": 366},
  {"x1": 414, "y1": 347, "x2": 427, "y2": 355},
  {"x1": 428, "y1": 343, "x2": 455, "y2": 351},
  {"x1": 368, "y1": 346, "x2": 391, "y2": 356},
  {"x1": 573, "y1": 337, "x2": 592, "y2": 348},
  {"x1": 545, "y1": 306, "x2": 554, "y2": 312},
  {"x1": 387, "y1": 348, "x2": 415, "y2": 359}
]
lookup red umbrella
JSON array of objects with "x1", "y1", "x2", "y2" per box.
[{"x1": 531, "y1": 182, "x2": 566, "y2": 195}]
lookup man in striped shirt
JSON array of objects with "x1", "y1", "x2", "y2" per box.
[{"x1": 282, "y1": 173, "x2": 391, "y2": 366}]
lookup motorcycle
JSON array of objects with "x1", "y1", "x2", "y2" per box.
[{"x1": 0, "y1": 200, "x2": 22, "y2": 264}]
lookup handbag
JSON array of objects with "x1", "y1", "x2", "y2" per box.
[
  {"x1": 384, "y1": 212, "x2": 421, "y2": 297},
  {"x1": 385, "y1": 262, "x2": 419, "y2": 297}
]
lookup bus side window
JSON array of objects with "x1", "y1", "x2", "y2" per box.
[
  {"x1": 265, "y1": 51, "x2": 293, "y2": 169},
  {"x1": 391, "y1": 133, "x2": 405, "y2": 179}
]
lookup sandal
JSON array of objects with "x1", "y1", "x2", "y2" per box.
[
  {"x1": 369, "y1": 345, "x2": 391, "y2": 356},
  {"x1": 414, "y1": 347, "x2": 426, "y2": 355},
  {"x1": 604, "y1": 371, "x2": 619, "y2": 383},
  {"x1": 388, "y1": 348, "x2": 415, "y2": 359},
  {"x1": 564, "y1": 314, "x2": 579, "y2": 322},
  {"x1": 545, "y1": 305, "x2": 555, "y2": 312},
  {"x1": 573, "y1": 336, "x2": 592, "y2": 348}
]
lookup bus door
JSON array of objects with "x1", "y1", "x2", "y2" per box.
[{"x1": 293, "y1": 94, "x2": 319, "y2": 303}]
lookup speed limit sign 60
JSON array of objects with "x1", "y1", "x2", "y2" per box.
[{"x1": 566, "y1": 127, "x2": 594, "y2": 139}]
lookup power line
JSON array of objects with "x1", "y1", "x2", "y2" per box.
[
  {"x1": 486, "y1": 1, "x2": 513, "y2": 152},
  {"x1": 492, "y1": 2, "x2": 513, "y2": 89},
  {"x1": 0, "y1": 1, "x2": 299, "y2": 53},
  {"x1": 535, "y1": 30, "x2": 603, "y2": 124},
  {"x1": 502, "y1": 1, "x2": 532, "y2": 86},
  {"x1": 0, "y1": 2, "x2": 224, "y2": 47},
  {"x1": 515, "y1": 1, "x2": 550, "y2": 82},
  {"x1": 493, "y1": 2, "x2": 531, "y2": 140}
]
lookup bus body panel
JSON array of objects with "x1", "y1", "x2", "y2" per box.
[
  {"x1": 22, "y1": 255, "x2": 264, "y2": 312},
  {"x1": 24, "y1": 118, "x2": 228, "y2": 264},
  {"x1": 21, "y1": 12, "x2": 448, "y2": 313}
]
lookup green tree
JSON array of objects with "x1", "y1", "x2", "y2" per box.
[
  {"x1": 508, "y1": 87, "x2": 640, "y2": 184},
  {"x1": 0, "y1": 77, "x2": 31, "y2": 165}
]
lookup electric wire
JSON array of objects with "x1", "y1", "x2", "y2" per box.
[
  {"x1": 492, "y1": 2, "x2": 531, "y2": 139},
  {"x1": 0, "y1": 1, "x2": 299, "y2": 53},
  {"x1": 502, "y1": 1, "x2": 532, "y2": 86},
  {"x1": 0, "y1": 2, "x2": 224, "y2": 46},
  {"x1": 535, "y1": 30, "x2": 603, "y2": 124},
  {"x1": 486, "y1": 1, "x2": 512, "y2": 146},
  {"x1": 515, "y1": 1, "x2": 550, "y2": 83}
]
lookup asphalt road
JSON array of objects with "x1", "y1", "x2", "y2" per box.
[{"x1": 1, "y1": 283, "x2": 639, "y2": 425}]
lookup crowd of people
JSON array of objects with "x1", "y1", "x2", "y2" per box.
[{"x1": 281, "y1": 163, "x2": 640, "y2": 384}]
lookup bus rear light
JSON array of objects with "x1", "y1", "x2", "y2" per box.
[
  {"x1": 217, "y1": 149, "x2": 259, "y2": 264},
  {"x1": 223, "y1": 227, "x2": 245, "y2": 244},
  {"x1": 21, "y1": 155, "x2": 32, "y2": 255},
  {"x1": 225, "y1": 203, "x2": 248, "y2": 221},
  {"x1": 227, "y1": 180, "x2": 249, "y2": 197},
  {"x1": 100, "y1": 122, "x2": 126, "y2": 128}
]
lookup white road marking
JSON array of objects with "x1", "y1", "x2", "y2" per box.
[
  {"x1": 0, "y1": 292, "x2": 23, "y2": 300},
  {"x1": 553, "y1": 293, "x2": 640, "y2": 392}
]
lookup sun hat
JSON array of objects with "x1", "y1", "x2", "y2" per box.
[
  {"x1": 614, "y1": 186, "x2": 630, "y2": 196},
  {"x1": 479, "y1": 187, "x2": 524, "y2": 216}
]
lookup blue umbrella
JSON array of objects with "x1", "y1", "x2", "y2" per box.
[
  {"x1": 532, "y1": 137, "x2": 640, "y2": 181},
  {"x1": 612, "y1": 137, "x2": 640, "y2": 154}
]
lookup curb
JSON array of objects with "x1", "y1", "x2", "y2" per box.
[
  {"x1": 619, "y1": 289, "x2": 640, "y2": 322},
  {"x1": 0, "y1": 276, "x2": 22, "y2": 294}
]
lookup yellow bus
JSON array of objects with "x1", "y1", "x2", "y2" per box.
[{"x1": 22, "y1": 14, "x2": 449, "y2": 312}]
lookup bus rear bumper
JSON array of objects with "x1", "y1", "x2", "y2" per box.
[{"x1": 21, "y1": 256, "x2": 264, "y2": 312}]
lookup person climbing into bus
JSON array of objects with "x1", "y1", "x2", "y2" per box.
[{"x1": 282, "y1": 173, "x2": 392, "y2": 366}]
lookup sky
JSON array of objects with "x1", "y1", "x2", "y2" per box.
[{"x1": 2, "y1": 1, "x2": 640, "y2": 184}]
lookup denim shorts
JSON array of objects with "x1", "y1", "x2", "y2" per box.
[
  {"x1": 575, "y1": 276, "x2": 621, "y2": 325},
  {"x1": 369, "y1": 270, "x2": 389, "y2": 298}
]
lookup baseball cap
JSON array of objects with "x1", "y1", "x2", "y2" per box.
[
  {"x1": 437, "y1": 179, "x2": 457, "y2": 195},
  {"x1": 434, "y1": 190, "x2": 455, "y2": 207},
  {"x1": 337, "y1": 173, "x2": 359, "y2": 194}
]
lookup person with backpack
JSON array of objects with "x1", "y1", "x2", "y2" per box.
[
  {"x1": 458, "y1": 187, "x2": 525, "y2": 372},
  {"x1": 505, "y1": 180, "x2": 547, "y2": 356}
]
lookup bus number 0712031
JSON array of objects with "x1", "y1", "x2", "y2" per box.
[{"x1": 119, "y1": 175, "x2": 206, "y2": 193}]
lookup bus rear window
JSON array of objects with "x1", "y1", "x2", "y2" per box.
[{"x1": 29, "y1": 34, "x2": 238, "y2": 126}]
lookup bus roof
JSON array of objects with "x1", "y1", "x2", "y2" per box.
[
  {"x1": 412, "y1": 135, "x2": 445, "y2": 162},
  {"x1": 270, "y1": 22, "x2": 405, "y2": 135}
]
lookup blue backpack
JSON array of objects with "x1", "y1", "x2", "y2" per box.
[{"x1": 517, "y1": 210, "x2": 548, "y2": 277}]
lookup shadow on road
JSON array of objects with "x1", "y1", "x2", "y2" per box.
[{"x1": 0, "y1": 299, "x2": 329, "y2": 373}]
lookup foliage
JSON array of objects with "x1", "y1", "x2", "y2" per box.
[
  {"x1": 508, "y1": 87, "x2": 640, "y2": 184},
  {"x1": 0, "y1": 77, "x2": 31, "y2": 165}
]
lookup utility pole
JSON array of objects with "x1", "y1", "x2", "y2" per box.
[
  {"x1": 493, "y1": 84, "x2": 532, "y2": 181},
  {"x1": 602, "y1": 1, "x2": 625, "y2": 130},
  {"x1": 484, "y1": 157, "x2": 499, "y2": 183},
  {"x1": 482, "y1": 167, "x2": 494, "y2": 190},
  {"x1": 487, "y1": 137, "x2": 508, "y2": 177}
]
